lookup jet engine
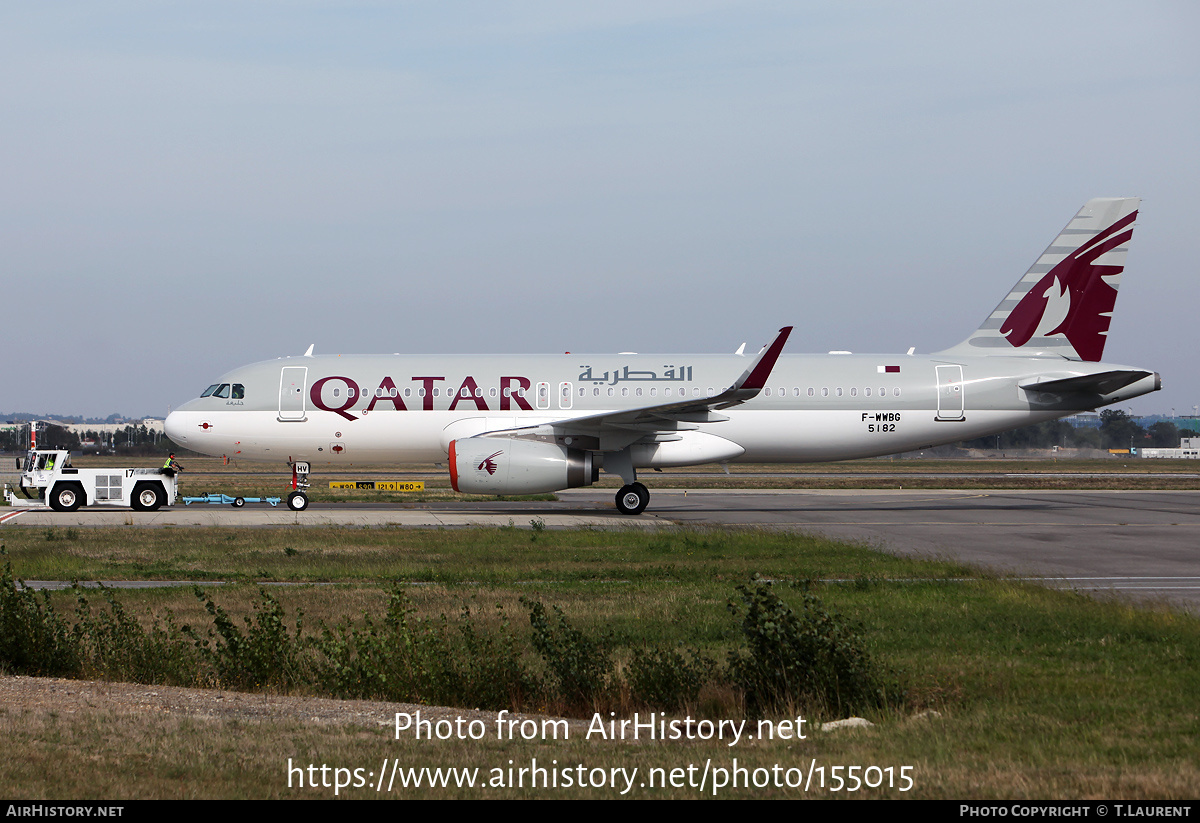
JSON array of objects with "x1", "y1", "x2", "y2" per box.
[{"x1": 449, "y1": 437, "x2": 597, "y2": 495}]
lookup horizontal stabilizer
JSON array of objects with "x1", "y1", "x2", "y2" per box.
[{"x1": 1020, "y1": 370, "x2": 1154, "y2": 396}]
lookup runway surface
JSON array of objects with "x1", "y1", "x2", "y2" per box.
[
  {"x1": 4, "y1": 488, "x2": 1198, "y2": 612},
  {"x1": 611, "y1": 489, "x2": 1200, "y2": 613}
]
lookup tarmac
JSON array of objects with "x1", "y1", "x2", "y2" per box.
[{"x1": 4, "y1": 487, "x2": 1199, "y2": 612}]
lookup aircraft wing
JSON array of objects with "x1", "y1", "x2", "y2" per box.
[{"x1": 501, "y1": 326, "x2": 792, "y2": 450}]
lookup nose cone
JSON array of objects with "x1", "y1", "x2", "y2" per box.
[
  {"x1": 164, "y1": 410, "x2": 187, "y2": 447},
  {"x1": 164, "y1": 399, "x2": 200, "y2": 447}
]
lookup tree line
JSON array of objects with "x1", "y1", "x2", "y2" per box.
[
  {"x1": 0, "y1": 424, "x2": 171, "y2": 456},
  {"x1": 958, "y1": 410, "x2": 1195, "y2": 451}
]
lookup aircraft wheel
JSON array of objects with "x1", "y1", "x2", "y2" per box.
[
  {"x1": 287, "y1": 491, "x2": 309, "y2": 511},
  {"x1": 50, "y1": 483, "x2": 84, "y2": 513},
  {"x1": 132, "y1": 482, "x2": 165, "y2": 512},
  {"x1": 232, "y1": 497, "x2": 245, "y2": 508},
  {"x1": 615, "y1": 484, "x2": 649, "y2": 515}
]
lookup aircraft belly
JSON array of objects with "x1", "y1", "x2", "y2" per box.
[{"x1": 725, "y1": 408, "x2": 1071, "y2": 462}]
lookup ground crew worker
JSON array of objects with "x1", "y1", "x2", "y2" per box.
[{"x1": 164, "y1": 453, "x2": 182, "y2": 474}]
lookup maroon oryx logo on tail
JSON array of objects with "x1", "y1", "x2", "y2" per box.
[
  {"x1": 477, "y1": 451, "x2": 503, "y2": 475},
  {"x1": 999, "y1": 210, "x2": 1136, "y2": 361}
]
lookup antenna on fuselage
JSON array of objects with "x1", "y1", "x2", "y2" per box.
[
  {"x1": 735, "y1": 343, "x2": 746, "y2": 356},
  {"x1": 303, "y1": 344, "x2": 315, "y2": 357}
]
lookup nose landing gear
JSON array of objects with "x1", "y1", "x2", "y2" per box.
[{"x1": 287, "y1": 461, "x2": 310, "y2": 511}]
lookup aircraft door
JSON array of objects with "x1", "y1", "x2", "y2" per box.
[
  {"x1": 559, "y1": 381, "x2": 573, "y2": 409},
  {"x1": 536, "y1": 381, "x2": 550, "y2": 410},
  {"x1": 935, "y1": 365, "x2": 964, "y2": 421},
  {"x1": 279, "y1": 367, "x2": 308, "y2": 421}
]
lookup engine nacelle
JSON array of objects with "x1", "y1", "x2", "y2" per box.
[{"x1": 449, "y1": 437, "x2": 596, "y2": 495}]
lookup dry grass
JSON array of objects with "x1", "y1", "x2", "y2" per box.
[{"x1": 4, "y1": 674, "x2": 1197, "y2": 799}]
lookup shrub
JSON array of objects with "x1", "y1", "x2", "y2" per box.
[
  {"x1": 628, "y1": 646, "x2": 717, "y2": 710},
  {"x1": 73, "y1": 589, "x2": 203, "y2": 686},
  {"x1": 196, "y1": 587, "x2": 307, "y2": 691},
  {"x1": 313, "y1": 588, "x2": 536, "y2": 710},
  {"x1": 523, "y1": 597, "x2": 611, "y2": 711},
  {"x1": 726, "y1": 577, "x2": 896, "y2": 715},
  {"x1": 0, "y1": 551, "x2": 79, "y2": 677}
]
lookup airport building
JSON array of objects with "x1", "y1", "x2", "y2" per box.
[{"x1": 1140, "y1": 438, "x2": 1200, "y2": 459}]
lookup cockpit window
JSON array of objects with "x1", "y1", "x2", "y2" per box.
[{"x1": 200, "y1": 383, "x2": 243, "y2": 399}]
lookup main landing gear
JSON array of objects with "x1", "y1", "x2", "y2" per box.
[
  {"x1": 287, "y1": 461, "x2": 310, "y2": 511},
  {"x1": 607, "y1": 448, "x2": 650, "y2": 515},
  {"x1": 615, "y1": 482, "x2": 649, "y2": 516}
]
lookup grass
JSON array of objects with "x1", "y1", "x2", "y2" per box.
[
  {"x1": 1, "y1": 525, "x2": 1198, "y2": 798},
  {"x1": 2, "y1": 525, "x2": 967, "y2": 583}
]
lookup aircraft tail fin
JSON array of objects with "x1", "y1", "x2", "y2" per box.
[{"x1": 936, "y1": 197, "x2": 1140, "y2": 362}]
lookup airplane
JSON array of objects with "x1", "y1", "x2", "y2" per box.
[{"x1": 164, "y1": 197, "x2": 1160, "y2": 515}]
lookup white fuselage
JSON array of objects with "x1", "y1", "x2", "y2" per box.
[{"x1": 163, "y1": 351, "x2": 1159, "y2": 468}]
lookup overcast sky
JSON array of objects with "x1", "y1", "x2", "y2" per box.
[{"x1": 2, "y1": 1, "x2": 1197, "y2": 419}]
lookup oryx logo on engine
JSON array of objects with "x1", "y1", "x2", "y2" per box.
[{"x1": 477, "y1": 451, "x2": 503, "y2": 475}]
